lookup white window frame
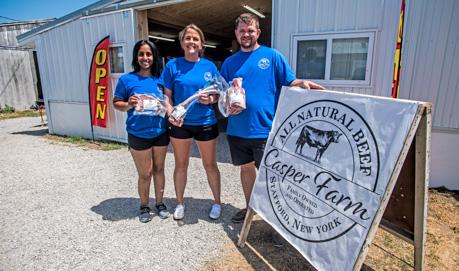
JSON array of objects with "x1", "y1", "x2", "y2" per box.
[
  {"x1": 108, "y1": 44, "x2": 126, "y2": 75},
  {"x1": 292, "y1": 31, "x2": 375, "y2": 87}
]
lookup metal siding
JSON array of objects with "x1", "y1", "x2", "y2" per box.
[
  {"x1": 30, "y1": 10, "x2": 134, "y2": 141},
  {"x1": 334, "y1": 1, "x2": 358, "y2": 31},
  {"x1": 314, "y1": 0, "x2": 337, "y2": 32},
  {"x1": 273, "y1": 0, "x2": 299, "y2": 55},
  {"x1": 48, "y1": 101, "x2": 92, "y2": 138},
  {"x1": 33, "y1": 19, "x2": 89, "y2": 136},
  {"x1": 373, "y1": 0, "x2": 401, "y2": 97},
  {"x1": 400, "y1": 0, "x2": 459, "y2": 129},
  {"x1": 274, "y1": 0, "x2": 401, "y2": 96},
  {"x1": 82, "y1": 10, "x2": 135, "y2": 142}
]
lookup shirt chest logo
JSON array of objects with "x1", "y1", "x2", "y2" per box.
[
  {"x1": 204, "y1": 72, "x2": 213, "y2": 81},
  {"x1": 258, "y1": 58, "x2": 270, "y2": 70}
]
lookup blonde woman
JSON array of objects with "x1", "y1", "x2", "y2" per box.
[{"x1": 161, "y1": 24, "x2": 221, "y2": 220}]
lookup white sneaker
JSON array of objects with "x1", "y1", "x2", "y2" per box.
[
  {"x1": 209, "y1": 204, "x2": 221, "y2": 220},
  {"x1": 173, "y1": 204, "x2": 185, "y2": 220}
]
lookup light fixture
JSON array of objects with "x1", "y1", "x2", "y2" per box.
[
  {"x1": 203, "y1": 44, "x2": 217, "y2": 48},
  {"x1": 149, "y1": 35, "x2": 175, "y2": 42},
  {"x1": 242, "y1": 4, "x2": 265, "y2": 18}
]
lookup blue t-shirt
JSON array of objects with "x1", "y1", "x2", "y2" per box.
[
  {"x1": 160, "y1": 57, "x2": 218, "y2": 126},
  {"x1": 114, "y1": 72, "x2": 166, "y2": 139},
  {"x1": 220, "y1": 46, "x2": 296, "y2": 138}
]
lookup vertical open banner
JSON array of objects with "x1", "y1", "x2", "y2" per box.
[
  {"x1": 242, "y1": 87, "x2": 430, "y2": 270},
  {"x1": 89, "y1": 35, "x2": 110, "y2": 128}
]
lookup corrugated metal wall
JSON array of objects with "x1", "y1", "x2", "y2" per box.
[
  {"x1": 82, "y1": 10, "x2": 136, "y2": 143},
  {"x1": 0, "y1": 22, "x2": 47, "y2": 110},
  {"x1": 400, "y1": 0, "x2": 459, "y2": 189},
  {"x1": 272, "y1": 0, "x2": 401, "y2": 97},
  {"x1": 400, "y1": 0, "x2": 459, "y2": 130},
  {"x1": 272, "y1": 0, "x2": 459, "y2": 188},
  {"x1": 34, "y1": 18, "x2": 90, "y2": 137},
  {"x1": 34, "y1": 10, "x2": 135, "y2": 141}
]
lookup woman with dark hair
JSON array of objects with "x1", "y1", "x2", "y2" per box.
[
  {"x1": 161, "y1": 24, "x2": 222, "y2": 220},
  {"x1": 113, "y1": 40, "x2": 170, "y2": 223}
]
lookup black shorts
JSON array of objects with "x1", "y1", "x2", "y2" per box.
[
  {"x1": 168, "y1": 123, "x2": 219, "y2": 141},
  {"x1": 128, "y1": 132, "x2": 170, "y2": 150},
  {"x1": 226, "y1": 135, "x2": 267, "y2": 168}
]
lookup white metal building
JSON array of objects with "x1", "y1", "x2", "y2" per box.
[{"x1": 17, "y1": 0, "x2": 458, "y2": 189}]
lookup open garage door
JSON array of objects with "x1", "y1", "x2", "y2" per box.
[{"x1": 138, "y1": 0, "x2": 272, "y2": 130}]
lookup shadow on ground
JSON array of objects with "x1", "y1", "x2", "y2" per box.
[
  {"x1": 11, "y1": 127, "x2": 48, "y2": 136},
  {"x1": 218, "y1": 220, "x2": 376, "y2": 271},
  {"x1": 91, "y1": 196, "x2": 240, "y2": 228}
]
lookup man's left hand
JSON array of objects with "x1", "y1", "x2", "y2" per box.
[{"x1": 290, "y1": 79, "x2": 325, "y2": 90}]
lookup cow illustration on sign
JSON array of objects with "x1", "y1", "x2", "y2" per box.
[{"x1": 295, "y1": 124, "x2": 342, "y2": 163}]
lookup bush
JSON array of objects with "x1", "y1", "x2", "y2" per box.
[{"x1": 0, "y1": 104, "x2": 15, "y2": 113}]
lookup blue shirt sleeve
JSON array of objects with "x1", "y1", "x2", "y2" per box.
[
  {"x1": 274, "y1": 50, "x2": 296, "y2": 88},
  {"x1": 114, "y1": 77, "x2": 127, "y2": 101}
]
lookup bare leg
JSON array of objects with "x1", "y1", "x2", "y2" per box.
[
  {"x1": 240, "y1": 162, "x2": 257, "y2": 207},
  {"x1": 170, "y1": 137, "x2": 192, "y2": 205},
  {"x1": 196, "y1": 138, "x2": 221, "y2": 204},
  {"x1": 151, "y1": 146, "x2": 167, "y2": 205},
  {"x1": 130, "y1": 148, "x2": 153, "y2": 207}
]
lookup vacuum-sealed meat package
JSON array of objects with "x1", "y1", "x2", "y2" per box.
[
  {"x1": 218, "y1": 78, "x2": 246, "y2": 117},
  {"x1": 133, "y1": 94, "x2": 167, "y2": 117}
]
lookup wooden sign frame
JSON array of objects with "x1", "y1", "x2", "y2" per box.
[{"x1": 238, "y1": 102, "x2": 431, "y2": 271}]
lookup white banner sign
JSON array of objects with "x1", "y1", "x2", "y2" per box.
[{"x1": 249, "y1": 87, "x2": 419, "y2": 270}]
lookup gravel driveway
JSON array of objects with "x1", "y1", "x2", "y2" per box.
[{"x1": 0, "y1": 117, "x2": 246, "y2": 270}]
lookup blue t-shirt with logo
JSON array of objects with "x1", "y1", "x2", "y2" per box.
[
  {"x1": 114, "y1": 72, "x2": 166, "y2": 139},
  {"x1": 220, "y1": 46, "x2": 296, "y2": 138},
  {"x1": 160, "y1": 57, "x2": 218, "y2": 126}
]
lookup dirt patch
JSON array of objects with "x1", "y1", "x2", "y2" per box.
[{"x1": 205, "y1": 189, "x2": 458, "y2": 270}]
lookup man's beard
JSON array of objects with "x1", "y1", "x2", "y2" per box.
[{"x1": 240, "y1": 39, "x2": 256, "y2": 50}]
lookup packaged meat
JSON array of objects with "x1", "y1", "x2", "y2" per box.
[
  {"x1": 133, "y1": 94, "x2": 167, "y2": 117},
  {"x1": 217, "y1": 78, "x2": 246, "y2": 117}
]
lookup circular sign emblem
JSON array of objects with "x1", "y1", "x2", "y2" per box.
[{"x1": 263, "y1": 100, "x2": 380, "y2": 242}]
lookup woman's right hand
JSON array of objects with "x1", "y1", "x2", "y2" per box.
[
  {"x1": 168, "y1": 115, "x2": 183, "y2": 127},
  {"x1": 128, "y1": 95, "x2": 139, "y2": 110}
]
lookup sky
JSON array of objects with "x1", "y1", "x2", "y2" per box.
[{"x1": 0, "y1": 0, "x2": 98, "y2": 23}]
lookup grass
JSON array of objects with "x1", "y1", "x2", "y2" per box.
[
  {"x1": 46, "y1": 135, "x2": 126, "y2": 151},
  {"x1": 0, "y1": 110, "x2": 42, "y2": 120}
]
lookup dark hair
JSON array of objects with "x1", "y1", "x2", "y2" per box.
[
  {"x1": 131, "y1": 39, "x2": 162, "y2": 77},
  {"x1": 178, "y1": 24, "x2": 206, "y2": 57},
  {"x1": 234, "y1": 13, "x2": 259, "y2": 29}
]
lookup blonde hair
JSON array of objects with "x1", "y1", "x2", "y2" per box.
[{"x1": 179, "y1": 24, "x2": 206, "y2": 56}]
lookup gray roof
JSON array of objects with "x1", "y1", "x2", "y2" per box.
[{"x1": 16, "y1": 0, "x2": 122, "y2": 43}]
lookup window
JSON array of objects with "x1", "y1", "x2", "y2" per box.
[
  {"x1": 293, "y1": 31, "x2": 375, "y2": 86},
  {"x1": 109, "y1": 46, "x2": 124, "y2": 74}
]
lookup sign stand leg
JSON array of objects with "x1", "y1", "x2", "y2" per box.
[
  {"x1": 414, "y1": 107, "x2": 431, "y2": 270},
  {"x1": 237, "y1": 207, "x2": 256, "y2": 248}
]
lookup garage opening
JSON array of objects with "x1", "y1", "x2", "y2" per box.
[{"x1": 140, "y1": 0, "x2": 272, "y2": 130}]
